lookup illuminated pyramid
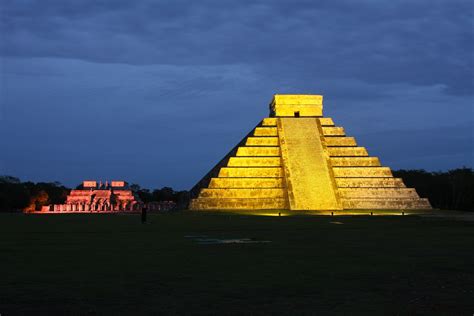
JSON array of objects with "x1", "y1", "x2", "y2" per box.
[{"x1": 190, "y1": 95, "x2": 431, "y2": 212}]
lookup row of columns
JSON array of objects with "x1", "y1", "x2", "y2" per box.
[{"x1": 51, "y1": 202, "x2": 141, "y2": 212}]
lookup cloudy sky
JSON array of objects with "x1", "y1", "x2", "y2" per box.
[{"x1": 1, "y1": 0, "x2": 473, "y2": 190}]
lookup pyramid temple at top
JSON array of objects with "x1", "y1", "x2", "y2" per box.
[{"x1": 190, "y1": 94, "x2": 431, "y2": 212}]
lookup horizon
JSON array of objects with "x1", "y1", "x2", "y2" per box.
[{"x1": 3, "y1": 164, "x2": 473, "y2": 191}]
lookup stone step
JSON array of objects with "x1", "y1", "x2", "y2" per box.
[
  {"x1": 199, "y1": 188, "x2": 286, "y2": 199},
  {"x1": 330, "y1": 157, "x2": 381, "y2": 167},
  {"x1": 342, "y1": 198, "x2": 432, "y2": 210},
  {"x1": 262, "y1": 118, "x2": 277, "y2": 126},
  {"x1": 245, "y1": 137, "x2": 279, "y2": 146},
  {"x1": 327, "y1": 147, "x2": 368, "y2": 157},
  {"x1": 209, "y1": 177, "x2": 285, "y2": 188},
  {"x1": 318, "y1": 117, "x2": 335, "y2": 126},
  {"x1": 236, "y1": 146, "x2": 280, "y2": 157},
  {"x1": 189, "y1": 198, "x2": 288, "y2": 210},
  {"x1": 325, "y1": 137, "x2": 357, "y2": 147},
  {"x1": 228, "y1": 157, "x2": 281, "y2": 167},
  {"x1": 219, "y1": 167, "x2": 284, "y2": 178},
  {"x1": 254, "y1": 127, "x2": 278, "y2": 136},
  {"x1": 322, "y1": 126, "x2": 345, "y2": 136},
  {"x1": 335, "y1": 178, "x2": 406, "y2": 188},
  {"x1": 279, "y1": 117, "x2": 340, "y2": 210},
  {"x1": 333, "y1": 167, "x2": 392, "y2": 177},
  {"x1": 338, "y1": 188, "x2": 419, "y2": 199}
]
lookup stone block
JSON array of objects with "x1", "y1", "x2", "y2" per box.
[
  {"x1": 338, "y1": 188, "x2": 419, "y2": 199},
  {"x1": 327, "y1": 147, "x2": 368, "y2": 157},
  {"x1": 319, "y1": 117, "x2": 335, "y2": 126},
  {"x1": 322, "y1": 126, "x2": 345, "y2": 136},
  {"x1": 335, "y1": 178, "x2": 406, "y2": 188},
  {"x1": 190, "y1": 197, "x2": 288, "y2": 210},
  {"x1": 332, "y1": 167, "x2": 392, "y2": 177},
  {"x1": 262, "y1": 118, "x2": 277, "y2": 126},
  {"x1": 254, "y1": 127, "x2": 278, "y2": 136},
  {"x1": 218, "y1": 167, "x2": 284, "y2": 178},
  {"x1": 200, "y1": 188, "x2": 286, "y2": 198},
  {"x1": 227, "y1": 157, "x2": 281, "y2": 167},
  {"x1": 330, "y1": 157, "x2": 381, "y2": 167},
  {"x1": 324, "y1": 137, "x2": 357, "y2": 147},
  {"x1": 209, "y1": 177, "x2": 285, "y2": 188},
  {"x1": 341, "y1": 198, "x2": 432, "y2": 210},
  {"x1": 236, "y1": 146, "x2": 280, "y2": 157},
  {"x1": 245, "y1": 137, "x2": 279, "y2": 146},
  {"x1": 272, "y1": 94, "x2": 323, "y2": 106}
]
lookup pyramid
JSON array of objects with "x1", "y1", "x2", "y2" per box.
[{"x1": 189, "y1": 95, "x2": 431, "y2": 212}]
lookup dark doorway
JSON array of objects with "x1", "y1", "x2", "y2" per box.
[{"x1": 294, "y1": 111, "x2": 300, "y2": 117}]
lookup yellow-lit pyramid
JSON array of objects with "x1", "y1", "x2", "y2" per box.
[{"x1": 190, "y1": 95, "x2": 431, "y2": 212}]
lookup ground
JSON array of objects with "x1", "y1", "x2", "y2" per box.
[{"x1": 0, "y1": 212, "x2": 473, "y2": 315}]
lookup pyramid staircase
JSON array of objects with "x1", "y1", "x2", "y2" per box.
[{"x1": 190, "y1": 95, "x2": 431, "y2": 212}]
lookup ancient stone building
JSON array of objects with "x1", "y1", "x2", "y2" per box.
[
  {"x1": 39, "y1": 180, "x2": 142, "y2": 213},
  {"x1": 190, "y1": 94, "x2": 431, "y2": 213}
]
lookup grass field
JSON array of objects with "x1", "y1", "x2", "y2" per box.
[{"x1": 0, "y1": 212, "x2": 473, "y2": 315}]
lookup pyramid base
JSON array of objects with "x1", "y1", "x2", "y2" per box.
[
  {"x1": 189, "y1": 197, "x2": 432, "y2": 212},
  {"x1": 189, "y1": 198, "x2": 288, "y2": 210},
  {"x1": 341, "y1": 198, "x2": 432, "y2": 210},
  {"x1": 186, "y1": 208, "x2": 436, "y2": 216}
]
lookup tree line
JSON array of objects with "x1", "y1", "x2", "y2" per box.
[
  {"x1": 0, "y1": 168, "x2": 472, "y2": 212},
  {"x1": 0, "y1": 176, "x2": 70, "y2": 212},
  {"x1": 128, "y1": 184, "x2": 190, "y2": 209},
  {"x1": 392, "y1": 168, "x2": 472, "y2": 211}
]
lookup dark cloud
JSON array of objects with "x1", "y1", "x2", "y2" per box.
[
  {"x1": 0, "y1": 0, "x2": 472, "y2": 188},
  {"x1": 2, "y1": 0, "x2": 473, "y2": 93}
]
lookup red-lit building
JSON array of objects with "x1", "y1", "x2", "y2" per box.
[{"x1": 37, "y1": 180, "x2": 142, "y2": 213}]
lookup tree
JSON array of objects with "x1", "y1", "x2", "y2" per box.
[
  {"x1": 0, "y1": 179, "x2": 30, "y2": 211},
  {"x1": 152, "y1": 187, "x2": 175, "y2": 201},
  {"x1": 130, "y1": 183, "x2": 141, "y2": 192},
  {"x1": 0, "y1": 176, "x2": 21, "y2": 184},
  {"x1": 136, "y1": 188, "x2": 153, "y2": 204}
]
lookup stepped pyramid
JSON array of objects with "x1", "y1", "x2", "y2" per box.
[{"x1": 190, "y1": 95, "x2": 431, "y2": 212}]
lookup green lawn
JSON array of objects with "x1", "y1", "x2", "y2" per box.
[{"x1": 0, "y1": 212, "x2": 473, "y2": 315}]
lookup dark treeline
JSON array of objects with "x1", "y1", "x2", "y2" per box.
[
  {"x1": 1, "y1": 168, "x2": 472, "y2": 212},
  {"x1": 128, "y1": 184, "x2": 190, "y2": 209},
  {"x1": 0, "y1": 176, "x2": 189, "y2": 212},
  {"x1": 393, "y1": 168, "x2": 473, "y2": 211},
  {"x1": 0, "y1": 176, "x2": 69, "y2": 212}
]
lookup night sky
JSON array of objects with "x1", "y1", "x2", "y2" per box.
[{"x1": 1, "y1": 0, "x2": 473, "y2": 190}]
